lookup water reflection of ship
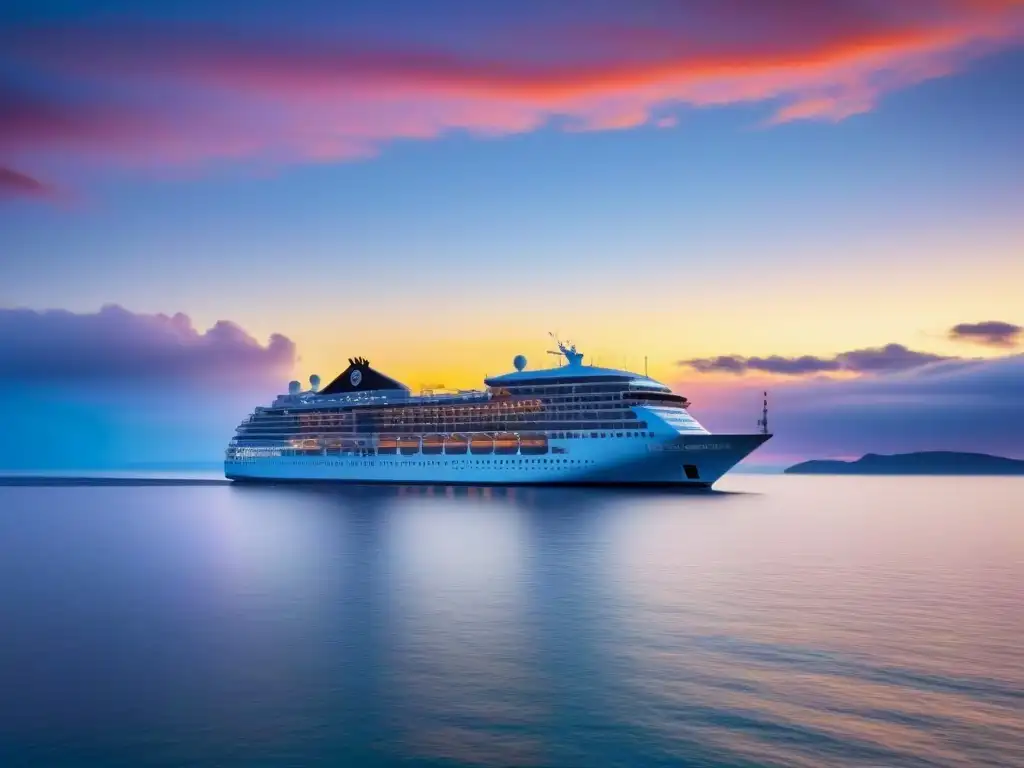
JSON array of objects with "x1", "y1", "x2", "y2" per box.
[
  {"x1": 231, "y1": 479, "x2": 744, "y2": 518},
  {"x1": 229, "y1": 481, "x2": 392, "y2": 754},
  {"x1": 229, "y1": 481, "x2": 736, "y2": 763},
  {"x1": 232, "y1": 482, "x2": 619, "y2": 763}
]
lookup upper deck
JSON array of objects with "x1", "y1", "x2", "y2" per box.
[
  {"x1": 268, "y1": 340, "x2": 679, "y2": 413},
  {"x1": 484, "y1": 339, "x2": 668, "y2": 390},
  {"x1": 484, "y1": 365, "x2": 667, "y2": 390},
  {"x1": 271, "y1": 388, "x2": 490, "y2": 411},
  {"x1": 270, "y1": 355, "x2": 489, "y2": 411}
]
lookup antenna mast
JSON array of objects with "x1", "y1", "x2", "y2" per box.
[
  {"x1": 547, "y1": 331, "x2": 584, "y2": 367},
  {"x1": 547, "y1": 331, "x2": 569, "y2": 367},
  {"x1": 757, "y1": 391, "x2": 769, "y2": 435}
]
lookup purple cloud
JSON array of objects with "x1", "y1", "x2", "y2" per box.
[
  {"x1": 0, "y1": 305, "x2": 295, "y2": 385},
  {"x1": 835, "y1": 344, "x2": 951, "y2": 372},
  {"x1": 0, "y1": 166, "x2": 58, "y2": 200},
  {"x1": 681, "y1": 344, "x2": 950, "y2": 376},
  {"x1": 949, "y1": 320, "x2": 1022, "y2": 348},
  {"x1": 685, "y1": 354, "x2": 1024, "y2": 461}
]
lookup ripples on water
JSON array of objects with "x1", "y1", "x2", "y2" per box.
[{"x1": 0, "y1": 476, "x2": 1021, "y2": 767}]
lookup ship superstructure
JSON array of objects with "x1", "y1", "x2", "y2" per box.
[{"x1": 225, "y1": 340, "x2": 771, "y2": 487}]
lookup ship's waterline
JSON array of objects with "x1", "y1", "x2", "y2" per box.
[{"x1": 225, "y1": 340, "x2": 770, "y2": 486}]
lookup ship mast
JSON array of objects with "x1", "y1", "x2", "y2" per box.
[
  {"x1": 547, "y1": 331, "x2": 564, "y2": 367},
  {"x1": 547, "y1": 331, "x2": 584, "y2": 367}
]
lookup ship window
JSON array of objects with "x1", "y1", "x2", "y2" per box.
[{"x1": 684, "y1": 464, "x2": 700, "y2": 480}]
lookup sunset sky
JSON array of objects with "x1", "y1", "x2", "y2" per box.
[{"x1": 1, "y1": 0, "x2": 1022, "y2": 468}]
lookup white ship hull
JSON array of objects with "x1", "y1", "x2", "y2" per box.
[{"x1": 225, "y1": 433, "x2": 770, "y2": 488}]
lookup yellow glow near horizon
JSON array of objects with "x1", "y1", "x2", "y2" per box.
[{"x1": 194, "y1": 229, "x2": 1023, "y2": 391}]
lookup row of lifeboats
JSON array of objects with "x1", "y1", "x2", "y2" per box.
[{"x1": 376, "y1": 432, "x2": 549, "y2": 456}]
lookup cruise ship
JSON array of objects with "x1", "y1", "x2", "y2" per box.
[{"x1": 224, "y1": 339, "x2": 771, "y2": 487}]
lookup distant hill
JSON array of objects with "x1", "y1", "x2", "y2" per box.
[{"x1": 785, "y1": 451, "x2": 1024, "y2": 476}]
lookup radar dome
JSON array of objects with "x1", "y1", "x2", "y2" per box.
[
  {"x1": 288, "y1": 380, "x2": 301, "y2": 395},
  {"x1": 513, "y1": 355, "x2": 528, "y2": 372},
  {"x1": 309, "y1": 374, "x2": 321, "y2": 392}
]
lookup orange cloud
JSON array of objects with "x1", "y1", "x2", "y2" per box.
[{"x1": 2, "y1": 1, "x2": 1022, "y2": 186}]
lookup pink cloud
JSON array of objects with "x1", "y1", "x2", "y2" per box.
[{"x1": 1, "y1": 0, "x2": 1022, "y2": 193}]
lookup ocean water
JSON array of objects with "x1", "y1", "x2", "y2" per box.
[{"x1": 0, "y1": 475, "x2": 1021, "y2": 768}]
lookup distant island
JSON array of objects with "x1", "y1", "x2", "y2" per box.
[{"x1": 785, "y1": 451, "x2": 1024, "y2": 476}]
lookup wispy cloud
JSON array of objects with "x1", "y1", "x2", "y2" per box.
[
  {"x1": 1, "y1": 0, "x2": 1022, "y2": 195},
  {"x1": 0, "y1": 165, "x2": 59, "y2": 200}
]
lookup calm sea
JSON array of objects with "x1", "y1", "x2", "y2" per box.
[{"x1": 0, "y1": 476, "x2": 1021, "y2": 767}]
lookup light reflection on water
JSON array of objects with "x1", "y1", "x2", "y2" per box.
[{"x1": 0, "y1": 476, "x2": 1021, "y2": 767}]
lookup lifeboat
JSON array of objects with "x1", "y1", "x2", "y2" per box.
[
  {"x1": 444, "y1": 434, "x2": 469, "y2": 455},
  {"x1": 470, "y1": 434, "x2": 495, "y2": 455},
  {"x1": 519, "y1": 433, "x2": 549, "y2": 455},
  {"x1": 399, "y1": 436, "x2": 421, "y2": 455},
  {"x1": 296, "y1": 438, "x2": 322, "y2": 455},
  {"x1": 494, "y1": 432, "x2": 519, "y2": 455},
  {"x1": 422, "y1": 435, "x2": 444, "y2": 455},
  {"x1": 377, "y1": 435, "x2": 398, "y2": 455}
]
